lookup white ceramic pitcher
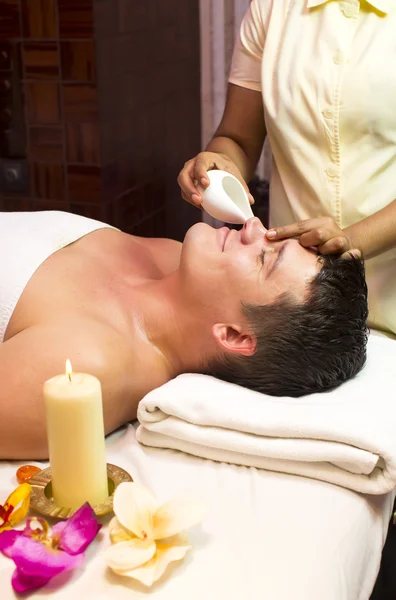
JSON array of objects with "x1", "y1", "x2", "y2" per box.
[{"x1": 198, "y1": 170, "x2": 254, "y2": 224}]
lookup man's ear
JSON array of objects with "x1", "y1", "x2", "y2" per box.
[{"x1": 212, "y1": 323, "x2": 256, "y2": 357}]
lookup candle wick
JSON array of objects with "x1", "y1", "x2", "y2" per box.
[{"x1": 68, "y1": 373, "x2": 72, "y2": 383}]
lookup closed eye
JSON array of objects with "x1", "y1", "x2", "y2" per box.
[{"x1": 259, "y1": 249, "x2": 266, "y2": 266}]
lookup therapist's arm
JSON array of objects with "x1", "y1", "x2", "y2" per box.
[
  {"x1": 178, "y1": 84, "x2": 266, "y2": 206},
  {"x1": 266, "y1": 200, "x2": 396, "y2": 260},
  {"x1": 344, "y1": 199, "x2": 396, "y2": 259},
  {"x1": 206, "y1": 84, "x2": 267, "y2": 182}
]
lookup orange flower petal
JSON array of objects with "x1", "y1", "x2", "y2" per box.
[
  {"x1": 5, "y1": 484, "x2": 31, "y2": 528},
  {"x1": 0, "y1": 504, "x2": 14, "y2": 532}
]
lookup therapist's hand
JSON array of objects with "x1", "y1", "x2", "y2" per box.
[
  {"x1": 266, "y1": 217, "x2": 357, "y2": 258},
  {"x1": 177, "y1": 151, "x2": 254, "y2": 208}
]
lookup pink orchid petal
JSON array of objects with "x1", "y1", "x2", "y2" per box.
[
  {"x1": 59, "y1": 503, "x2": 101, "y2": 555},
  {"x1": 51, "y1": 521, "x2": 67, "y2": 537},
  {"x1": 11, "y1": 535, "x2": 84, "y2": 578},
  {"x1": 0, "y1": 530, "x2": 21, "y2": 558},
  {"x1": 12, "y1": 568, "x2": 52, "y2": 593}
]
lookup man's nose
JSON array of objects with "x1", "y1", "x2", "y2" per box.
[{"x1": 241, "y1": 217, "x2": 267, "y2": 244}]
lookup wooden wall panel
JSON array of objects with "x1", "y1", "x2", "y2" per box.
[{"x1": 0, "y1": 0, "x2": 201, "y2": 238}]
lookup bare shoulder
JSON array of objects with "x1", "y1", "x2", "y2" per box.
[
  {"x1": 132, "y1": 236, "x2": 183, "y2": 274},
  {"x1": 0, "y1": 318, "x2": 135, "y2": 459}
]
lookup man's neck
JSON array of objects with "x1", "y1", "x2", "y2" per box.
[{"x1": 128, "y1": 271, "x2": 215, "y2": 380}]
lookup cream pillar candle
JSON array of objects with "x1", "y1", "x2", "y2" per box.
[{"x1": 44, "y1": 360, "x2": 109, "y2": 510}]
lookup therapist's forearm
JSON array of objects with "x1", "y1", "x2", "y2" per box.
[
  {"x1": 345, "y1": 200, "x2": 396, "y2": 260},
  {"x1": 205, "y1": 135, "x2": 257, "y2": 183}
]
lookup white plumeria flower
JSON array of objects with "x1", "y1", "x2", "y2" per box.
[{"x1": 104, "y1": 482, "x2": 207, "y2": 587}]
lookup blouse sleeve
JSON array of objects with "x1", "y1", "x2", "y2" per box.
[{"x1": 229, "y1": 0, "x2": 267, "y2": 93}]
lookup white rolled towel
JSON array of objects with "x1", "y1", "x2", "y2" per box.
[{"x1": 137, "y1": 334, "x2": 396, "y2": 495}]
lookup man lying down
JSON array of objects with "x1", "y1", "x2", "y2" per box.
[{"x1": 0, "y1": 211, "x2": 368, "y2": 460}]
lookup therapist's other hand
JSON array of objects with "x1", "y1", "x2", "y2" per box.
[
  {"x1": 177, "y1": 151, "x2": 254, "y2": 208},
  {"x1": 266, "y1": 217, "x2": 357, "y2": 258}
]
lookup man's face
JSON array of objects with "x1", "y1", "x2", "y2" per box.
[{"x1": 179, "y1": 217, "x2": 321, "y2": 320}]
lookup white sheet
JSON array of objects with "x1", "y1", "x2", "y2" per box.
[{"x1": 0, "y1": 424, "x2": 393, "y2": 600}]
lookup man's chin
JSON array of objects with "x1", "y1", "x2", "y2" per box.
[{"x1": 183, "y1": 222, "x2": 213, "y2": 245}]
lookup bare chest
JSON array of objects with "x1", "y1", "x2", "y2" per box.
[{"x1": 5, "y1": 230, "x2": 173, "y2": 340}]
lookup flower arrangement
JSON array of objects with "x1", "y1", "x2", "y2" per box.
[{"x1": 0, "y1": 472, "x2": 206, "y2": 593}]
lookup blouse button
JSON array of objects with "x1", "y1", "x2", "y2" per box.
[
  {"x1": 333, "y1": 50, "x2": 345, "y2": 65},
  {"x1": 341, "y1": 4, "x2": 359, "y2": 18},
  {"x1": 326, "y1": 165, "x2": 338, "y2": 178}
]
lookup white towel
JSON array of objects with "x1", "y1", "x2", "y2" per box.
[
  {"x1": 137, "y1": 334, "x2": 396, "y2": 494},
  {"x1": 0, "y1": 210, "x2": 116, "y2": 342}
]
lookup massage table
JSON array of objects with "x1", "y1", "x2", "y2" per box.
[{"x1": 0, "y1": 422, "x2": 393, "y2": 600}]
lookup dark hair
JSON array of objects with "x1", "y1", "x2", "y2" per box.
[{"x1": 205, "y1": 254, "x2": 368, "y2": 397}]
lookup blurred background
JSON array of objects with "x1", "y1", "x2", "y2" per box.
[{"x1": 0, "y1": 0, "x2": 269, "y2": 241}]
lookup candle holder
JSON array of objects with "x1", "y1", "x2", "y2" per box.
[{"x1": 29, "y1": 463, "x2": 133, "y2": 520}]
